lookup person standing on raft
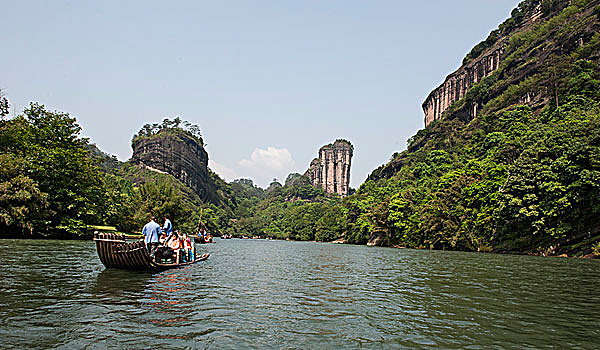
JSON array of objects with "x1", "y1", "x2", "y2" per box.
[
  {"x1": 163, "y1": 215, "x2": 173, "y2": 241},
  {"x1": 142, "y1": 216, "x2": 161, "y2": 258}
]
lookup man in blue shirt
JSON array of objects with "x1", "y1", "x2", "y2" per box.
[
  {"x1": 163, "y1": 215, "x2": 173, "y2": 238},
  {"x1": 142, "y1": 216, "x2": 161, "y2": 259}
]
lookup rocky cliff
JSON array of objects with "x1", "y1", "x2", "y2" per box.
[
  {"x1": 421, "y1": 0, "x2": 578, "y2": 126},
  {"x1": 423, "y1": 48, "x2": 504, "y2": 126},
  {"x1": 305, "y1": 140, "x2": 353, "y2": 197},
  {"x1": 130, "y1": 129, "x2": 214, "y2": 201}
]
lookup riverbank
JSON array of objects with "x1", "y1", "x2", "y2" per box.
[{"x1": 0, "y1": 231, "x2": 600, "y2": 259}]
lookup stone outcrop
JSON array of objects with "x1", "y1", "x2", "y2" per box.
[
  {"x1": 130, "y1": 130, "x2": 213, "y2": 200},
  {"x1": 421, "y1": 1, "x2": 549, "y2": 127},
  {"x1": 304, "y1": 140, "x2": 353, "y2": 197},
  {"x1": 423, "y1": 48, "x2": 503, "y2": 126}
]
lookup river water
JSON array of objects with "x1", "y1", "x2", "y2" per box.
[{"x1": 0, "y1": 238, "x2": 599, "y2": 349}]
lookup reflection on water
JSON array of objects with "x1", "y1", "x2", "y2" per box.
[
  {"x1": 92, "y1": 268, "x2": 153, "y2": 296},
  {"x1": 146, "y1": 270, "x2": 194, "y2": 328},
  {"x1": 1, "y1": 238, "x2": 600, "y2": 349}
]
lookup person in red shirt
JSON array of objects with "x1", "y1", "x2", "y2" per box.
[{"x1": 182, "y1": 233, "x2": 194, "y2": 261}]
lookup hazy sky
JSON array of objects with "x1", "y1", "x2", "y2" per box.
[{"x1": 1, "y1": 0, "x2": 520, "y2": 188}]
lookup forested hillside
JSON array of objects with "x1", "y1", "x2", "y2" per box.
[
  {"x1": 228, "y1": 175, "x2": 344, "y2": 241},
  {"x1": 0, "y1": 103, "x2": 106, "y2": 237},
  {"x1": 345, "y1": 0, "x2": 600, "y2": 255}
]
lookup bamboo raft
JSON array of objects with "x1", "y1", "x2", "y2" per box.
[
  {"x1": 94, "y1": 232, "x2": 209, "y2": 271},
  {"x1": 194, "y1": 235, "x2": 214, "y2": 244}
]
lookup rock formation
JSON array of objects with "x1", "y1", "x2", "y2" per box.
[
  {"x1": 130, "y1": 129, "x2": 213, "y2": 201},
  {"x1": 305, "y1": 140, "x2": 353, "y2": 197},
  {"x1": 421, "y1": 1, "x2": 550, "y2": 126},
  {"x1": 422, "y1": 48, "x2": 503, "y2": 126}
]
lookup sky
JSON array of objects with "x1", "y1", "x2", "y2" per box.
[{"x1": 1, "y1": 0, "x2": 521, "y2": 188}]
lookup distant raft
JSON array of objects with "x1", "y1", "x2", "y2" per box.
[
  {"x1": 194, "y1": 234, "x2": 214, "y2": 244},
  {"x1": 94, "y1": 232, "x2": 209, "y2": 271}
]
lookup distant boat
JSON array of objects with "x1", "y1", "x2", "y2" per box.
[
  {"x1": 194, "y1": 234, "x2": 213, "y2": 244},
  {"x1": 193, "y1": 208, "x2": 214, "y2": 243},
  {"x1": 94, "y1": 232, "x2": 209, "y2": 271}
]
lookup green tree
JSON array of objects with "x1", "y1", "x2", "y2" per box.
[
  {"x1": 0, "y1": 103, "x2": 105, "y2": 236},
  {"x1": 315, "y1": 205, "x2": 343, "y2": 242},
  {"x1": 0, "y1": 154, "x2": 49, "y2": 234},
  {"x1": 0, "y1": 90, "x2": 9, "y2": 118}
]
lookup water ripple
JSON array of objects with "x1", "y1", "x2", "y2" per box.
[{"x1": 1, "y1": 239, "x2": 600, "y2": 349}]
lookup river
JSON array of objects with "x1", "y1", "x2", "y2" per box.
[{"x1": 0, "y1": 238, "x2": 599, "y2": 349}]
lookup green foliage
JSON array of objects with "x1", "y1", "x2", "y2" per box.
[
  {"x1": 315, "y1": 205, "x2": 344, "y2": 242},
  {"x1": 542, "y1": 0, "x2": 563, "y2": 16},
  {"x1": 132, "y1": 117, "x2": 203, "y2": 145},
  {"x1": 0, "y1": 154, "x2": 49, "y2": 234},
  {"x1": 496, "y1": 111, "x2": 600, "y2": 246},
  {"x1": 228, "y1": 174, "x2": 341, "y2": 241},
  {"x1": 463, "y1": 30, "x2": 500, "y2": 65},
  {"x1": 0, "y1": 90, "x2": 9, "y2": 118},
  {"x1": 462, "y1": 0, "x2": 551, "y2": 65},
  {"x1": 0, "y1": 104, "x2": 104, "y2": 236}
]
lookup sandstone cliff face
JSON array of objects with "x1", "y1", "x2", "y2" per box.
[
  {"x1": 422, "y1": 1, "x2": 551, "y2": 126},
  {"x1": 423, "y1": 48, "x2": 504, "y2": 126},
  {"x1": 305, "y1": 140, "x2": 353, "y2": 197},
  {"x1": 130, "y1": 130, "x2": 212, "y2": 200}
]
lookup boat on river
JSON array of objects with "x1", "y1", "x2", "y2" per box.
[
  {"x1": 94, "y1": 232, "x2": 209, "y2": 271},
  {"x1": 194, "y1": 234, "x2": 214, "y2": 244},
  {"x1": 193, "y1": 208, "x2": 214, "y2": 244}
]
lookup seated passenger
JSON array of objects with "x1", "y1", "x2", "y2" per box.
[
  {"x1": 167, "y1": 233, "x2": 180, "y2": 249},
  {"x1": 183, "y1": 234, "x2": 193, "y2": 261},
  {"x1": 167, "y1": 232, "x2": 184, "y2": 262}
]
